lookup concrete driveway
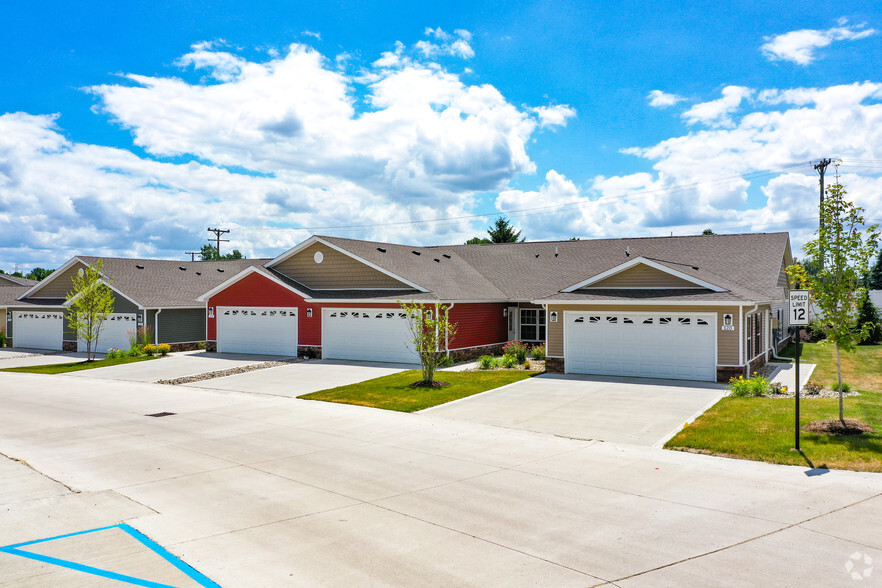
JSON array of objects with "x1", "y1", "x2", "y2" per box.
[
  {"x1": 0, "y1": 371, "x2": 880, "y2": 586},
  {"x1": 181, "y1": 358, "x2": 416, "y2": 396},
  {"x1": 63, "y1": 350, "x2": 288, "y2": 383},
  {"x1": 0, "y1": 350, "x2": 96, "y2": 368},
  {"x1": 423, "y1": 373, "x2": 727, "y2": 446}
]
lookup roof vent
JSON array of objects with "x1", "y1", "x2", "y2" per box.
[
  {"x1": 626, "y1": 246, "x2": 630, "y2": 257},
  {"x1": 535, "y1": 254, "x2": 540, "y2": 258},
  {"x1": 442, "y1": 254, "x2": 451, "y2": 259},
  {"x1": 377, "y1": 247, "x2": 386, "y2": 253},
  {"x1": 692, "y1": 266, "x2": 700, "y2": 270},
  {"x1": 434, "y1": 258, "x2": 440, "y2": 263},
  {"x1": 554, "y1": 247, "x2": 559, "y2": 258},
  {"x1": 217, "y1": 268, "x2": 225, "y2": 273},
  {"x1": 196, "y1": 271, "x2": 202, "y2": 275},
  {"x1": 135, "y1": 264, "x2": 144, "y2": 269},
  {"x1": 412, "y1": 250, "x2": 421, "y2": 256},
  {"x1": 179, "y1": 266, "x2": 187, "y2": 271}
]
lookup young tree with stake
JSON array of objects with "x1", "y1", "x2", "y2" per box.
[{"x1": 399, "y1": 300, "x2": 457, "y2": 386}]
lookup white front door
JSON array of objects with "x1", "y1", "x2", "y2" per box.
[
  {"x1": 78, "y1": 313, "x2": 138, "y2": 353},
  {"x1": 12, "y1": 311, "x2": 64, "y2": 350},
  {"x1": 217, "y1": 307, "x2": 298, "y2": 355},
  {"x1": 322, "y1": 309, "x2": 418, "y2": 363},
  {"x1": 507, "y1": 306, "x2": 519, "y2": 341},
  {"x1": 564, "y1": 311, "x2": 716, "y2": 381}
]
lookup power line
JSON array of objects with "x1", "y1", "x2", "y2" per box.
[{"x1": 207, "y1": 228, "x2": 230, "y2": 257}]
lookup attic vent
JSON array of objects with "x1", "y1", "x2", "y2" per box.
[
  {"x1": 442, "y1": 254, "x2": 451, "y2": 259},
  {"x1": 179, "y1": 266, "x2": 187, "y2": 271},
  {"x1": 217, "y1": 268, "x2": 225, "y2": 273},
  {"x1": 554, "y1": 247, "x2": 559, "y2": 258},
  {"x1": 692, "y1": 266, "x2": 700, "y2": 270},
  {"x1": 434, "y1": 258, "x2": 440, "y2": 263},
  {"x1": 412, "y1": 250, "x2": 421, "y2": 256},
  {"x1": 535, "y1": 254, "x2": 540, "y2": 258},
  {"x1": 135, "y1": 264, "x2": 144, "y2": 269},
  {"x1": 196, "y1": 271, "x2": 202, "y2": 275},
  {"x1": 377, "y1": 247, "x2": 386, "y2": 253}
]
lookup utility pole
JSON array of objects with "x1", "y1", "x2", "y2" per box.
[
  {"x1": 813, "y1": 158, "x2": 833, "y2": 268},
  {"x1": 185, "y1": 251, "x2": 199, "y2": 262},
  {"x1": 207, "y1": 228, "x2": 230, "y2": 259}
]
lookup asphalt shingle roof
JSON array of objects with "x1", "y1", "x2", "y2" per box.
[{"x1": 315, "y1": 232, "x2": 791, "y2": 304}]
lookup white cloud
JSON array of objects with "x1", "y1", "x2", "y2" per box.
[
  {"x1": 761, "y1": 22, "x2": 876, "y2": 65},
  {"x1": 302, "y1": 30, "x2": 321, "y2": 40},
  {"x1": 647, "y1": 90, "x2": 685, "y2": 108},
  {"x1": 682, "y1": 86, "x2": 752, "y2": 127},
  {"x1": 415, "y1": 27, "x2": 474, "y2": 59},
  {"x1": 530, "y1": 104, "x2": 576, "y2": 128}
]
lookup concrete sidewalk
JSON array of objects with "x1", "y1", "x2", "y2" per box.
[
  {"x1": 1, "y1": 372, "x2": 880, "y2": 586},
  {"x1": 766, "y1": 361, "x2": 817, "y2": 393}
]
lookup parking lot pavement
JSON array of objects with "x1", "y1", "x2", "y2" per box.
[
  {"x1": 2, "y1": 371, "x2": 881, "y2": 586},
  {"x1": 63, "y1": 350, "x2": 288, "y2": 383},
  {"x1": 422, "y1": 373, "x2": 727, "y2": 446},
  {"x1": 180, "y1": 358, "x2": 415, "y2": 396}
]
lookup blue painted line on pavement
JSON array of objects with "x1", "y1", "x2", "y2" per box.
[{"x1": 0, "y1": 524, "x2": 221, "y2": 588}]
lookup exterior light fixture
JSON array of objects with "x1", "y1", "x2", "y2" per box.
[{"x1": 306, "y1": 308, "x2": 313, "y2": 318}]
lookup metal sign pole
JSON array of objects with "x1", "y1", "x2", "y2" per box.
[{"x1": 795, "y1": 326, "x2": 800, "y2": 451}]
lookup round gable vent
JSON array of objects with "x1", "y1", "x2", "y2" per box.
[{"x1": 314, "y1": 251, "x2": 324, "y2": 264}]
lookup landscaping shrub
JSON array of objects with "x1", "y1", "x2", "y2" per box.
[
  {"x1": 105, "y1": 348, "x2": 123, "y2": 359},
  {"x1": 142, "y1": 344, "x2": 157, "y2": 356},
  {"x1": 523, "y1": 359, "x2": 531, "y2": 369},
  {"x1": 477, "y1": 355, "x2": 494, "y2": 370},
  {"x1": 0, "y1": 328, "x2": 6, "y2": 348},
  {"x1": 768, "y1": 381, "x2": 788, "y2": 395},
  {"x1": 437, "y1": 354, "x2": 454, "y2": 368},
  {"x1": 502, "y1": 340, "x2": 528, "y2": 364},
  {"x1": 728, "y1": 373, "x2": 770, "y2": 397},
  {"x1": 806, "y1": 319, "x2": 827, "y2": 342},
  {"x1": 127, "y1": 345, "x2": 142, "y2": 358},
  {"x1": 803, "y1": 380, "x2": 824, "y2": 395},
  {"x1": 840, "y1": 382, "x2": 852, "y2": 394},
  {"x1": 500, "y1": 354, "x2": 518, "y2": 368},
  {"x1": 157, "y1": 344, "x2": 171, "y2": 356},
  {"x1": 530, "y1": 344, "x2": 546, "y2": 361}
]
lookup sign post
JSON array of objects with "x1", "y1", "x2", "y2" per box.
[{"x1": 789, "y1": 290, "x2": 810, "y2": 451}]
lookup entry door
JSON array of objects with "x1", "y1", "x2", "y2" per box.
[{"x1": 507, "y1": 306, "x2": 519, "y2": 341}]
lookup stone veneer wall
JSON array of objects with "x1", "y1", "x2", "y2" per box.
[
  {"x1": 298, "y1": 345, "x2": 322, "y2": 359},
  {"x1": 716, "y1": 366, "x2": 744, "y2": 382},
  {"x1": 449, "y1": 343, "x2": 505, "y2": 362},
  {"x1": 62, "y1": 341, "x2": 76, "y2": 352},
  {"x1": 748, "y1": 352, "x2": 768, "y2": 375},
  {"x1": 545, "y1": 357, "x2": 564, "y2": 373}
]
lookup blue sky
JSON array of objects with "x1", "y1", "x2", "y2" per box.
[{"x1": 2, "y1": 1, "x2": 881, "y2": 270}]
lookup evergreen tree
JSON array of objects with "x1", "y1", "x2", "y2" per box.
[
  {"x1": 868, "y1": 249, "x2": 882, "y2": 290},
  {"x1": 487, "y1": 216, "x2": 524, "y2": 243},
  {"x1": 856, "y1": 294, "x2": 882, "y2": 345}
]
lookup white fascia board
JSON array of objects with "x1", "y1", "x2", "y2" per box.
[
  {"x1": 18, "y1": 256, "x2": 89, "y2": 299},
  {"x1": 266, "y1": 236, "x2": 429, "y2": 293},
  {"x1": 308, "y1": 298, "x2": 440, "y2": 304},
  {"x1": 534, "y1": 299, "x2": 772, "y2": 306},
  {"x1": 196, "y1": 266, "x2": 312, "y2": 302},
  {"x1": 561, "y1": 257, "x2": 726, "y2": 293},
  {"x1": 62, "y1": 280, "x2": 142, "y2": 309}
]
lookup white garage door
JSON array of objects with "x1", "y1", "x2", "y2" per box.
[
  {"x1": 565, "y1": 312, "x2": 716, "y2": 381},
  {"x1": 322, "y1": 309, "x2": 418, "y2": 364},
  {"x1": 217, "y1": 307, "x2": 298, "y2": 355},
  {"x1": 78, "y1": 313, "x2": 138, "y2": 353},
  {"x1": 12, "y1": 310, "x2": 64, "y2": 350}
]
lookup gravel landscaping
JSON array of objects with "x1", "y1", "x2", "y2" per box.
[{"x1": 157, "y1": 358, "x2": 302, "y2": 385}]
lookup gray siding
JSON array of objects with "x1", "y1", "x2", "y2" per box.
[
  {"x1": 112, "y1": 297, "x2": 139, "y2": 314},
  {"x1": 63, "y1": 312, "x2": 76, "y2": 341},
  {"x1": 157, "y1": 308, "x2": 206, "y2": 343},
  {"x1": 145, "y1": 309, "x2": 157, "y2": 344}
]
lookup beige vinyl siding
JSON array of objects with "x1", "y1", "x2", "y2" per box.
[
  {"x1": 28, "y1": 262, "x2": 87, "y2": 298},
  {"x1": 583, "y1": 265, "x2": 700, "y2": 289},
  {"x1": 547, "y1": 303, "x2": 741, "y2": 365},
  {"x1": 273, "y1": 242, "x2": 409, "y2": 290}
]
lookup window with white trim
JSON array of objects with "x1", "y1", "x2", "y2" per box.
[{"x1": 520, "y1": 309, "x2": 546, "y2": 341}]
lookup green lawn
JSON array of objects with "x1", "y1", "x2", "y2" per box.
[
  {"x1": 666, "y1": 343, "x2": 882, "y2": 472},
  {"x1": 299, "y1": 369, "x2": 538, "y2": 412},
  {"x1": 0, "y1": 355, "x2": 159, "y2": 375}
]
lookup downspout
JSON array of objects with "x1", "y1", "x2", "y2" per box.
[
  {"x1": 743, "y1": 303, "x2": 758, "y2": 371},
  {"x1": 154, "y1": 308, "x2": 162, "y2": 346},
  {"x1": 445, "y1": 303, "x2": 454, "y2": 356}
]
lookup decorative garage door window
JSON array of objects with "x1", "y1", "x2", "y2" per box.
[
  {"x1": 565, "y1": 312, "x2": 716, "y2": 381},
  {"x1": 327, "y1": 311, "x2": 407, "y2": 319},
  {"x1": 222, "y1": 309, "x2": 294, "y2": 317},
  {"x1": 18, "y1": 312, "x2": 63, "y2": 320}
]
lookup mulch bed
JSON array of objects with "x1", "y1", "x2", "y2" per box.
[
  {"x1": 409, "y1": 380, "x2": 451, "y2": 388},
  {"x1": 803, "y1": 419, "x2": 876, "y2": 435}
]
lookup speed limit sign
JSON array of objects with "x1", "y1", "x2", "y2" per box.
[{"x1": 789, "y1": 290, "x2": 810, "y2": 325}]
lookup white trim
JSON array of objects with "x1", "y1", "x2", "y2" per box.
[
  {"x1": 304, "y1": 287, "x2": 419, "y2": 292},
  {"x1": 196, "y1": 266, "x2": 311, "y2": 302},
  {"x1": 266, "y1": 236, "x2": 429, "y2": 293},
  {"x1": 561, "y1": 257, "x2": 727, "y2": 293},
  {"x1": 63, "y1": 279, "x2": 142, "y2": 310},
  {"x1": 578, "y1": 286, "x2": 708, "y2": 290},
  {"x1": 738, "y1": 305, "x2": 744, "y2": 366},
  {"x1": 18, "y1": 257, "x2": 90, "y2": 299},
  {"x1": 536, "y1": 299, "x2": 773, "y2": 306}
]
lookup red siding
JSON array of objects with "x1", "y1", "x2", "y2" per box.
[
  {"x1": 208, "y1": 273, "x2": 508, "y2": 349},
  {"x1": 448, "y1": 302, "x2": 509, "y2": 349}
]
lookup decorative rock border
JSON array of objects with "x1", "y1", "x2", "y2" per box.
[{"x1": 157, "y1": 358, "x2": 302, "y2": 385}]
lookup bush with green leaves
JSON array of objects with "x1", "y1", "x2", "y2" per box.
[
  {"x1": 105, "y1": 348, "x2": 124, "y2": 359},
  {"x1": 477, "y1": 355, "x2": 495, "y2": 369},
  {"x1": 0, "y1": 328, "x2": 6, "y2": 348},
  {"x1": 502, "y1": 340, "x2": 528, "y2": 364},
  {"x1": 803, "y1": 381, "x2": 824, "y2": 395},
  {"x1": 142, "y1": 344, "x2": 157, "y2": 356},
  {"x1": 158, "y1": 344, "x2": 171, "y2": 356},
  {"x1": 437, "y1": 354, "x2": 454, "y2": 368},
  {"x1": 728, "y1": 373, "x2": 770, "y2": 397},
  {"x1": 768, "y1": 381, "x2": 788, "y2": 395},
  {"x1": 856, "y1": 294, "x2": 882, "y2": 345},
  {"x1": 500, "y1": 354, "x2": 519, "y2": 368},
  {"x1": 127, "y1": 345, "x2": 142, "y2": 358},
  {"x1": 530, "y1": 343, "x2": 546, "y2": 361}
]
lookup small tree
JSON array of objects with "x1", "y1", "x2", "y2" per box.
[
  {"x1": 868, "y1": 249, "x2": 882, "y2": 290},
  {"x1": 399, "y1": 300, "x2": 457, "y2": 386},
  {"x1": 702, "y1": 228, "x2": 715, "y2": 235},
  {"x1": 487, "y1": 216, "x2": 525, "y2": 243},
  {"x1": 67, "y1": 259, "x2": 115, "y2": 361},
  {"x1": 200, "y1": 244, "x2": 245, "y2": 260},
  {"x1": 26, "y1": 267, "x2": 55, "y2": 281},
  {"x1": 786, "y1": 182, "x2": 880, "y2": 424}
]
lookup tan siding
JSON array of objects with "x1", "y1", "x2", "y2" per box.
[
  {"x1": 29, "y1": 262, "x2": 87, "y2": 298},
  {"x1": 547, "y1": 304, "x2": 742, "y2": 365},
  {"x1": 584, "y1": 264, "x2": 700, "y2": 289},
  {"x1": 273, "y1": 242, "x2": 409, "y2": 289}
]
